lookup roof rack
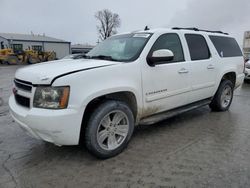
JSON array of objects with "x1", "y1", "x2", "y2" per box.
[{"x1": 172, "y1": 27, "x2": 228, "y2": 35}]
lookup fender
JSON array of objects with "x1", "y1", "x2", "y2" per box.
[
  {"x1": 215, "y1": 68, "x2": 237, "y2": 93},
  {"x1": 81, "y1": 87, "x2": 141, "y2": 108}
]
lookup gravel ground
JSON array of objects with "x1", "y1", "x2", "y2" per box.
[{"x1": 0, "y1": 65, "x2": 250, "y2": 188}]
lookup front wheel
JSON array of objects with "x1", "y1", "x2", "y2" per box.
[
  {"x1": 7, "y1": 56, "x2": 19, "y2": 65},
  {"x1": 209, "y1": 80, "x2": 234, "y2": 111},
  {"x1": 85, "y1": 100, "x2": 134, "y2": 159}
]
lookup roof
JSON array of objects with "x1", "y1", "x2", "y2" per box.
[
  {"x1": 71, "y1": 44, "x2": 95, "y2": 49},
  {"x1": 0, "y1": 32, "x2": 70, "y2": 43},
  {"x1": 120, "y1": 28, "x2": 231, "y2": 37}
]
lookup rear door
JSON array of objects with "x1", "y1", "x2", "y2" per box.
[{"x1": 184, "y1": 34, "x2": 217, "y2": 103}]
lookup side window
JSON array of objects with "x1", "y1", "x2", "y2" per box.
[
  {"x1": 32, "y1": 45, "x2": 43, "y2": 52},
  {"x1": 209, "y1": 36, "x2": 242, "y2": 58},
  {"x1": 12, "y1": 44, "x2": 23, "y2": 53},
  {"x1": 185, "y1": 34, "x2": 210, "y2": 61},
  {"x1": 150, "y1": 33, "x2": 184, "y2": 63}
]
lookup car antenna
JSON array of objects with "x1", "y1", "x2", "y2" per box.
[{"x1": 144, "y1": 26, "x2": 150, "y2": 31}]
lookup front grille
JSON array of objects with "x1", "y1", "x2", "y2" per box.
[
  {"x1": 15, "y1": 94, "x2": 30, "y2": 108},
  {"x1": 14, "y1": 79, "x2": 32, "y2": 92}
]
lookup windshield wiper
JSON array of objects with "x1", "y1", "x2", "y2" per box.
[{"x1": 90, "y1": 55, "x2": 119, "y2": 62}]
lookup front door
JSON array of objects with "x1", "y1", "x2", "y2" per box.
[{"x1": 141, "y1": 33, "x2": 191, "y2": 117}]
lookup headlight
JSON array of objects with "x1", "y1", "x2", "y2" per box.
[{"x1": 33, "y1": 86, "x2": 70, "y2": 109}]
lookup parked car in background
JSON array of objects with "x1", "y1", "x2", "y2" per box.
[
  {"x1": 245, "y1": 59, "x2": 250, "y2": 82},
  {"x1": 62, "y1": 53, "x2": 86, "y2": 60},
  {"x1": 9, "y1": 27, "x2": 245, "y2": 158}
]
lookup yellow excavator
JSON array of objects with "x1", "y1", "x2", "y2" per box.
[{"x1": 0, "y1": 45, "x2": 56, "y2": 65}]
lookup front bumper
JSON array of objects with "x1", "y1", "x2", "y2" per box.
[{"x1": 9, "y1": 95, "x2": 83, "y2": 146}]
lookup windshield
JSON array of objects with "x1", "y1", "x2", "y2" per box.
[{"x1": 87, "y1": 33, "x2": 152, "y2": 62}]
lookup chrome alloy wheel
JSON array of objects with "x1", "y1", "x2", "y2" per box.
[
  {"x1": 97, "y1": 110, "x2": 129, "y2": 150},
  {"x1": 220, "y1": 85, "x2": 232, "y2": 108}
]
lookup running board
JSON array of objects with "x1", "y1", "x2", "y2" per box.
[{"x1": 140, "y1": 98, "x2": 212, "y2": 125}]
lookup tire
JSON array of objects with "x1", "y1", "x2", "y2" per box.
[
  {"x1": 7, "y1": 56, "x2": 19, "y2": 65},
  {"x1": 47, "y1": 52, "x2": 56, "y2": 61},
  {"x1": 244, "y1": 79, "x2": 250, "y2": 84},
  {"x1": 2, "y1": 60, "x2": 8, "y2": 64},
  {"x1": 209, "y1": 80, "x2": 234, "y2": 111},
  {"x1": 85, "y1": 100, "x2": 134, "y2": 159},
  {"x1": 28, "y1": 56, "x2": 40, "y2": 64}
]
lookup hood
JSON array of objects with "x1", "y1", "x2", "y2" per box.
[{"x1": 15, "y1": 59, "x2": 120, "y2": 85}]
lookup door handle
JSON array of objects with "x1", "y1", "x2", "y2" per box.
[
  {"x1": 207, "y1": 64, "x2": 215, "y2": 70},
  {"x1": 178, "y1": 68, "x2": 189, "y2": 74}
]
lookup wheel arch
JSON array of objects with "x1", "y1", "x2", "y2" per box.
[
  {"x1": 221, "y1": 71, "x2": 236, "y2": 87},
  {"x1": 79, "y1": 90, "x2": 139, "y2": 144}
]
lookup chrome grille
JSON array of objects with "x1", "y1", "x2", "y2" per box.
[
  {"x1": 14, "y1": 79, "x2": 32, "y2": 92},
  {"x1": 14, "y1": 79, "x2": 33, "y2": 108}
]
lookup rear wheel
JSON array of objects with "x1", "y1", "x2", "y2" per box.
[
  {"x1": 47, "y1": 52, "x2": 56, "y2": 61},
  {"x1": 209, "y1": 80, "x2": 234, "y2": 111},
  {"x1": 28, "y1": 55, "x2": 40, "y2": 64},
  {"x1": 244, "y1": 79, "x2": 250, "y2": 84},
  {"x1": 85, "y1": 100, "x2": 134, "y2": 159}
]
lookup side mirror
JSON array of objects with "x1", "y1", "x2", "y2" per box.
[{"x1": 147, "y1": 49, "x2": 174, "y2": 66}]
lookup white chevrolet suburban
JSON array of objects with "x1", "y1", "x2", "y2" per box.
[{"x1": 9, "y1": 28, "x2": 245, "y2": 158}]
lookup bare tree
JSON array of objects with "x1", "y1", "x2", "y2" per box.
[{"x1": 95, "y1": 9, "x2": 121, "y2": 40}]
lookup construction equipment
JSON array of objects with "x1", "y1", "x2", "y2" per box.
[
  {"x1": 0, "y1": 48, "x2": 56, "y2": 65},
  {"x1": 0, "y1": 48, "x2": 18, "y2": 65}
]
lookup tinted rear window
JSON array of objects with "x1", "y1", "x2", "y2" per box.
[
  {"x1": 185, "y1": 34, "x2": 210, "y2": 61},
  {"x1": 209, "y1": 36, "x2": 242, "y2": 58}
]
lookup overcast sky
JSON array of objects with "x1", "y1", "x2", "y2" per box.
[{"x1": 0, "y1": 0, "x2": 249, "y2": 45}]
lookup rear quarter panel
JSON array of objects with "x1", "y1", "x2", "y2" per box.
[{"x1": 206, "y1": 34, "x2": 244, "y2": 93}]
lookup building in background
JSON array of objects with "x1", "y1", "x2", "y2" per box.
[
  {"x1": 71, "y1": 44, "x2": 94, "y2": 54},
  {"x1": 0, "y1": 33, "x2": 71, "y2": 59},
  {"x1": 243, "y1": 31, "x2": 250, "y2": 59}
]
